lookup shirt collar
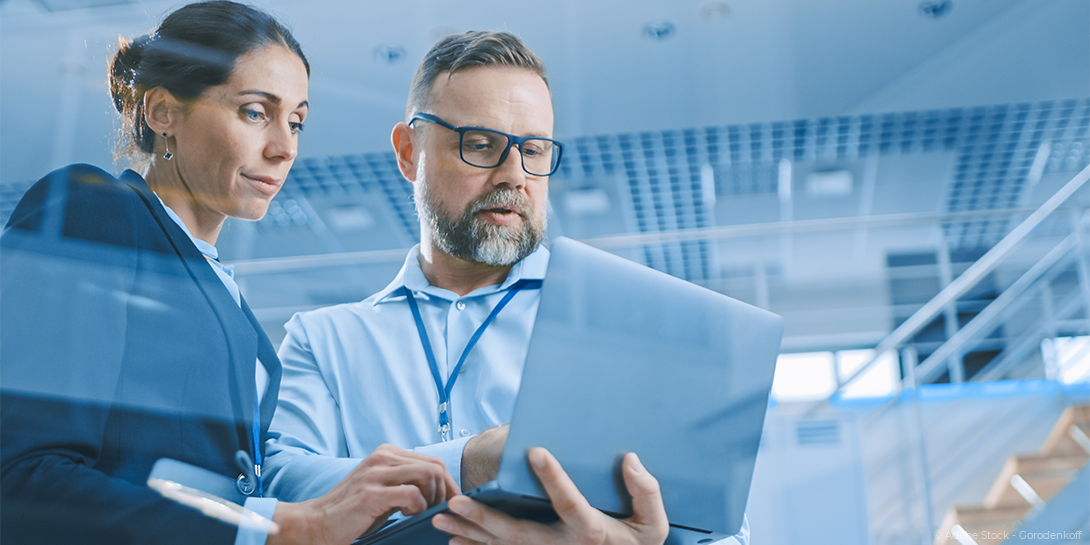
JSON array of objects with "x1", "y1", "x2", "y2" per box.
[
  {"x1": 153, "y1": 192, "x2": 232, "y2": 276},
  {"x1": 373, "y1": 243, "x2": 550, "y2": 305}
]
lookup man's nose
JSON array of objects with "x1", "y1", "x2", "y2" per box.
[{"x1": 490, "y1": 144, "x2": 527, "y2": 189}]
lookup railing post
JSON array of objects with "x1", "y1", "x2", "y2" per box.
[
  {"x1": 1040, "y1": 282, "x2": 1057, "y2": 380},
  {"x1": 902, "y1": 345, "x2": 919, "y2": 389},
  {"x1": 1076, "y1": 211, "x2": 1090, "y2": 340},
  {"x1": 936, "y1": 238, "x2": 965, "y2": 383},
  {"x1": 900, "y1": 381, "x2": 936, "y2": 545}
]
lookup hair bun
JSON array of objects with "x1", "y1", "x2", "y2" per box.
[{"x1": 109, "y1": 34, "x2": 152, "y2": 114}]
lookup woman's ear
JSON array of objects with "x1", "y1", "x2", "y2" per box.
[
  {"x1": 143, "y1": 86, "x2": 182, "y2": 136},
  {"x1": 391, "y1": 122, "x2": 419, "y2": 183}
]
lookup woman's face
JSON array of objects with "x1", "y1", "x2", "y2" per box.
[{"x1": 170, "y1": 45, "x2": 308, "y2": 223}]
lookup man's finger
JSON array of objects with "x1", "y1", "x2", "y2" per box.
[
  {"x1": 371, "y1": 444, "x2": 453, "y2": 472},
  {"x1": 364, "y1": 464, "x2": 448, "y2": 507},
  {"x1": 372, "y1": 445, "x2": 460, "y2": 500},
  {"x1": 371, "y1": 484, "x2": 429, "y2": 516},
  {"x1": 441, "y1": 468, "x2": 460, "y2": 500},
  {"x1": 445, "y1": 495, "x2": 531, "y2": 543},
  {"x1": 449, "y1": 537, "x2": 486, "y2": 545},
  {"x1": 526, "y1": 447, "x2": 597, "y2": 532},
  {"x1": 433, "y1": 510, "x2": 494, "y2": 543},
  {"x1": 621, "y1": 453, "x2": 670, "y2": 540}
]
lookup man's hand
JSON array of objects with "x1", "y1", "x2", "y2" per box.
[
  {"x1": 269, "y1": 443, "x2": 459, "y2": 545},
  {"x1": 461, "y1": 425, "x2": 509, "y2": 491},
  {"x1": 433, "y1": 447, "x2": 670, "y2": 545}
]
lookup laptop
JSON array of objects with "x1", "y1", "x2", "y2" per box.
[{"x1": 357, "y1": 236, "x2": 783, "y2": 545}]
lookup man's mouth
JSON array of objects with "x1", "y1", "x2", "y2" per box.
[{"x1": 477, "y1": 206, "x2": 525, "y2": 226}]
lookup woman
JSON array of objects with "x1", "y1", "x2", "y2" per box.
[{"x1": 0, "y1": 2, "x2": 456, "y2": 544}]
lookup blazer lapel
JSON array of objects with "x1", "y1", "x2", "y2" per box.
[{"x1": 121, "y1": 171, "x2": 259, "y2": 455}]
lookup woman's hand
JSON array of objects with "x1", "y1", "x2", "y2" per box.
[
  {"x1": 270, "y1": 443, "x2": 459, "y2": 545},
  {"x1": 432, "y1": 448, "x2": 669, "y2": 545}
]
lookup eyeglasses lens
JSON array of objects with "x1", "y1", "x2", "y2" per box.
[{"x1": 460, "y1": 129, "x2": 559, "y2": 176}]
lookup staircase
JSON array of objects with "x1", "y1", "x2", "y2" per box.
[{"x1": 934, "y1": 405, "x2": 1090, "y2": 545}]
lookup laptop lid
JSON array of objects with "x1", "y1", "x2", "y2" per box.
[{"x1": 497, "y1": 237, "x2": 783, "y2": 536}]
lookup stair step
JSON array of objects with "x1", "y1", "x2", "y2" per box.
[
  {"x1": 983, "y1": 453, "x2": 1089, "y2": 508},
  {"x1": 934, "y1": 404, "x2": 1090, "y2": 545},
  {"x1": 934, "y1": 515, "x2": 1021, "y2": 545},
  {"x1": 952, "y1": 504, "x2": 1032, "y2": 524},
  {"x1": 1041, "y1": 405, "x2": 1090, "y2": 457}
]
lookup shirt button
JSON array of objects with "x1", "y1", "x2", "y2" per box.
[
  {"x1": 455, "y1": 301, "x2": 466, "y2": 311},
  {"x1": 460, "y1": 429, "x2": 472, "y2": 437}
]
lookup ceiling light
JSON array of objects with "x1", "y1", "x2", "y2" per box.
[
  {"x1": 641, "y1": 21, "x2": 676, "y2": 41},
  {"x1": 563, "y1": 189, "x2": 612, "y2": 216},
  {"x1": 919, "y1": 0, "x2": 953, "y2": 19},
  {"x1": 326, "y1": 206, "x2": 375, "y2": 232},
  {"x1": 373, "y1": 44, "x2": 406, "y2": 64},
  {"x1": 805, "y1": 170, "x2": 853, "y2": 198}
]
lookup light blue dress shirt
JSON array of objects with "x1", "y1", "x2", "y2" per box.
[
  {"x1": 158, "y1": 197, "x2": 277, "y2": 545},
  {"x1": 264, "y1": 243, "x2": 748, "y2": 545},
  {"x1": 265, "y1": 244, "x2": 549, "y2": 499}
]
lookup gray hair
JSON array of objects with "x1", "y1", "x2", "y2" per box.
[{"x1": 406, "y1": 30, "x2": 548, "y2": 120}]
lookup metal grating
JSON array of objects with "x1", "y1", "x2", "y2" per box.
[
  {"x1": 942, "y1": 100, "x2": 1090, "y2": 250},
  {"x1": 2, "y1": 99, "x2": 1087, "y2": 271},
  {"x1": 555, "y1": 99, "x2": 1090, "y2": 279}
]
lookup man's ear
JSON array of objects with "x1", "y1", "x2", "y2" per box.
[
  {"x1": 143, "y1": 86, "x2": 182, "y2": 136},
  {"x1": 391, "y1": 122, "x2": 419, "y2": 183}
]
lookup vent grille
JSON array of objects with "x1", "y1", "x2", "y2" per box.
[{"x1": 796, "y1": 420, "x2": 842, "y2": 446}]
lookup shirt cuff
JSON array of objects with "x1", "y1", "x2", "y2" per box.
[
  {"x1": 233, "y1": 497, "x2": 279, "y2": 545},
  {"x1": 413, "y1": 436, "x2": 473, "y2": 492}
]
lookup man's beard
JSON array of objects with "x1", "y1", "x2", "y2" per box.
[{"x1": 415, "y1": 178, "x2": 546, "y2": 267}]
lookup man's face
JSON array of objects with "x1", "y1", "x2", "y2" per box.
[{"x1": 411, "y1": 66, "x2": 553, "y2": 266}]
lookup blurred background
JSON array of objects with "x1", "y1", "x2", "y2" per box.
[{"x1": 2, "y1": 0, "x2": 1088, "y2": 543}]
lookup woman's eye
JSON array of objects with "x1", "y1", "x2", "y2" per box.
[
  {"x1": 242, "y1": 108, "x2": 266, "y2": 122},
  {"x1": 290, "y1": 122, "x2": 305, "y2": 134}
]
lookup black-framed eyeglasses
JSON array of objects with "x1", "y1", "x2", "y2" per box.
[{"x1": 409, "y1": 112, "x2": 564, "y2": 177}]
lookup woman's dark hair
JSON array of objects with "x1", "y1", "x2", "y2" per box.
[{"x1": 109, "y1": 1, "x2": 309, "y2": 164}]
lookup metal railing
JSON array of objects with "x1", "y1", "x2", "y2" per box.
[{"x1": 829, "y1": 163, "x2": 1090, "y2": 401}]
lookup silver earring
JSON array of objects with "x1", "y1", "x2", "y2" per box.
[{"x1": 162, "y1": 132, "x2": 173, "y2": 160}]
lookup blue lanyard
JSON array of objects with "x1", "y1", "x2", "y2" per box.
[
  {"x1": 403, "y1": 279, "x2": 542, "y2": 441},
  {"x1": 251, "y1": 384, "x2": 263, "y2": 495}
]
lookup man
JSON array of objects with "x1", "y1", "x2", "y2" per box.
[{"x1": 264, "y1": 31, "x2": 747, "y2": 544}]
